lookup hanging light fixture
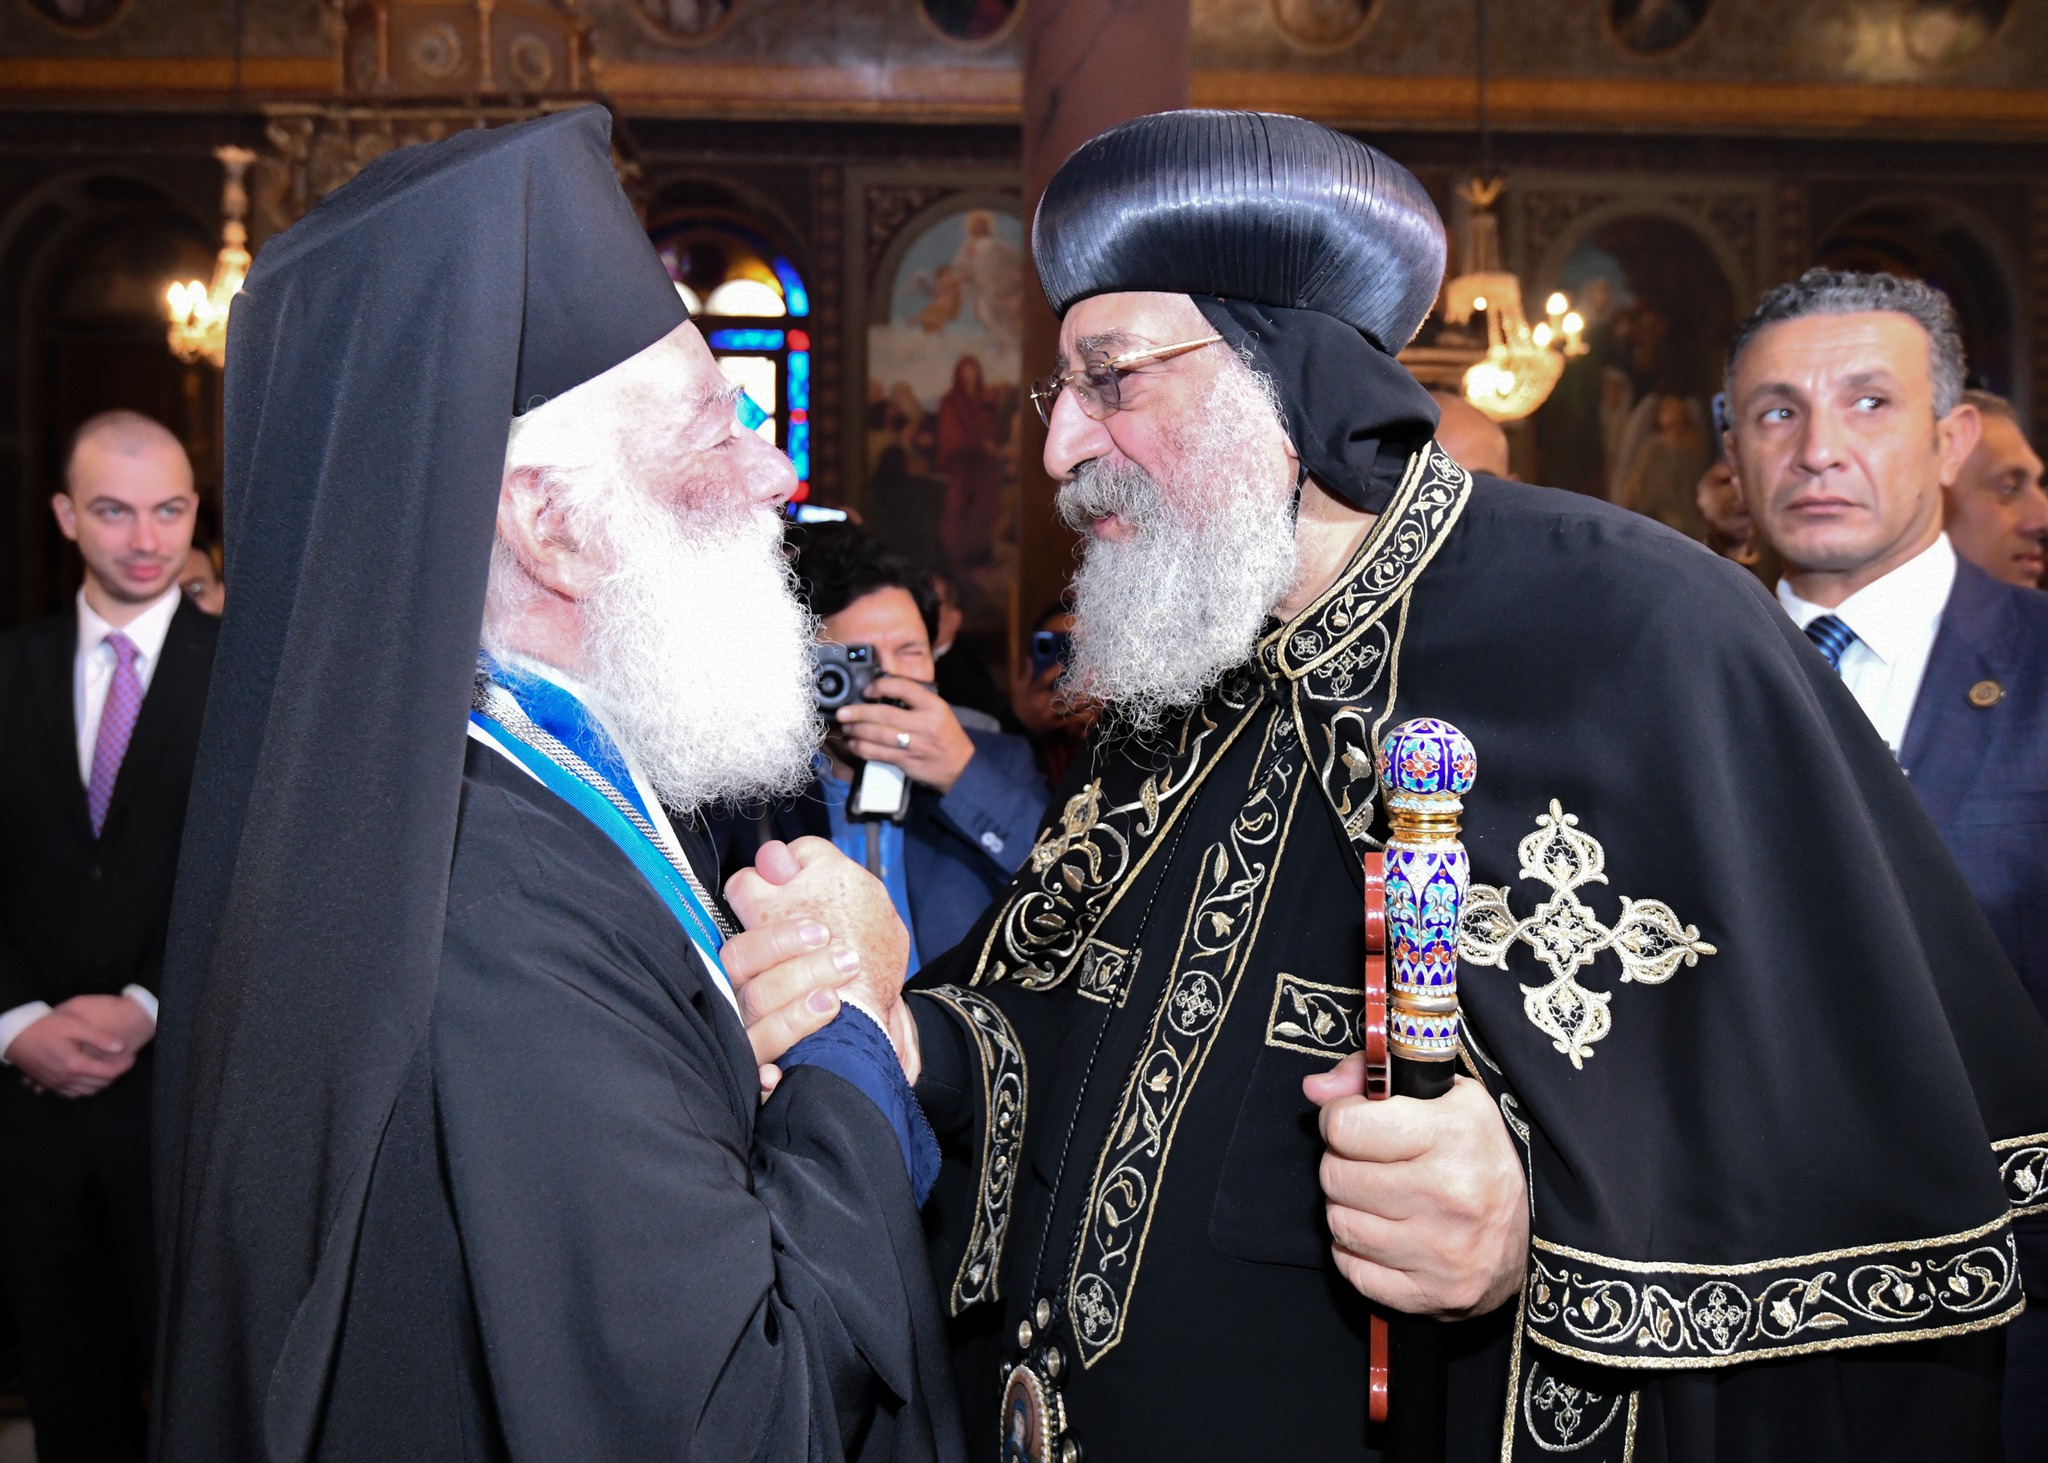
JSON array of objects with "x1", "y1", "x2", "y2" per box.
[
  {"x1": 166, "y1": 146, "x2": 256, "y2": 369},
  {"x1": 1439, "y1": 0, "x2": 1585, "y2": 423}
]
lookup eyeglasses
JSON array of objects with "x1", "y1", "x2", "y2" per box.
[{"x1": 1029, "y1": 334, "x2": 1223, "y2": 426}]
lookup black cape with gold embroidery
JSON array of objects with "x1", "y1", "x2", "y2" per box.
[{"x1": 908, "y1": 455, "x2": 2048, "y2": 1463}]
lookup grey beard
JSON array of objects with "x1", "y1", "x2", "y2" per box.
[
  {"x1": 1057, "y1": 372, "x2": 1301, "y2": 732},
  {"x1": 577, "y1": 500, "x2": 822, "y2": 813}
]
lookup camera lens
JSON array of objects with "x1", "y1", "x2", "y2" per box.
[{"x1": 815, "y1": 666, "x2": 849, "y2": 707}]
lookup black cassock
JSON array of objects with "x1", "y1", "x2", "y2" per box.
[
  {"x1": 153, "y1": 109, "x2": 963, "y2": 1461},
  {"x1": 908, "y1": 451, "x2": 2048, "y2": 1463},
  {"x1": 305, "y1": 741, "x2": 960, "y2": 1459}
]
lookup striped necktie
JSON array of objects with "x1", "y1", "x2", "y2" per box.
[
  {"x1": 87, "y1": 631, "x2": 142, "y2": 836},
  {"x1": 1804, "y1": 613, "x2": 1857, "y2": 673}
]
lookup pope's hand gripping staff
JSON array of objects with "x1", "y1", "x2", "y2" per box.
[{"x1": 1362, "y1": 718, "x2": 1476, "y2": 1463}]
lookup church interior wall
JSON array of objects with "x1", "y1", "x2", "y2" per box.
[{"x1": 3, "y1": 0, "x2": 2046, "y2": 626}]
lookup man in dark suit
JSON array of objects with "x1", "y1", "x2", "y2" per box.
[
  {"x1": 1945, "y1": 389, "x2": 2047, "y2": 590},
  {"x1": 717, "y1": 524, "x2": 1047, "y2": 968},
  {"x1": 0, "y1": 410, "x2": 217, "y2": 1461},
  {"x1": 1729, "y1": 271, "x2": 2048, "y2": 1461}
]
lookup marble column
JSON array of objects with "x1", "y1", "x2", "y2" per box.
[{"x1": 1013, "y1": 0, "x2": 1189, "y2": 678}]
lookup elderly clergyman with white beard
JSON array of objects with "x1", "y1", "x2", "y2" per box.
[
  {"x1": 153, "y1": 110, "x2": 961, "y2": 1461},
  {"x1": 900, "y1": 112, "x2": 2048, "y2": 1463}
]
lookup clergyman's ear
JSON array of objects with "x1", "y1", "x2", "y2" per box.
[{"x1": 498, "y1": 466, "x2": 602, "y2": 601}]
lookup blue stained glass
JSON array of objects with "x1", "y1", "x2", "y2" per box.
[
  {"x1": 773, "y1": 258, "x2": 810, "y2": 317},
  {"x1": 790, "y1": 421, "x2": 811, "y2": 481},
  {"x1": 736, "y1": 393, "x2": 769, "y2": 431},
  {"x1": 710, "y1": 328, "x2": 785, "y2": 351},
  {"x1": 788, "y1": 350, "x2": 810, "y2": 411}
]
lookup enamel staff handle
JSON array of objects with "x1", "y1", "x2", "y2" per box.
[
  {"x1": 1366, "y1": 718, "x2": 1476, "y2": 1460},
  {"x1": 1378, "y1": 717, "x2": 1473, "y2": 1095}
]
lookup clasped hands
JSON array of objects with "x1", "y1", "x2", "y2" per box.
[
  {"x1": 722, "y1": 837, "x2": 1527, "y2": 1317},
  {"x1": 723, "y1": 837, "x2": 920, "y2": 1094},
  {"x1": 1305, "y1": 1056, "x2": 1529, "y2": 1319},
  {"x1": 10, "y1": 994, "x2": 155, "y2": 1098}
]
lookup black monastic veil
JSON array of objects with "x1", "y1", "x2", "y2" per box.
[{"x1": 153, "y1": 107, "x2": 962, "y2": 1461}]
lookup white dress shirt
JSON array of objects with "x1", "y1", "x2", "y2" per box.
[
  {"x1": 0, "y1": 586, "x2": 180, "y2": 1064},
  {"x1": 75, "y1": 583, "x2": 182, "y2": 781},
  {"x1": 1777, "y1": 534, "x2": 1956, "y2": 757}
]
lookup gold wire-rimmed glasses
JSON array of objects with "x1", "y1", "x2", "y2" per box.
[{"x1": 1028, "y1": 334, "x2": 1223, "y2": 426}]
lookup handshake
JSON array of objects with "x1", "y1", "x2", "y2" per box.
[{"x1": 721, "y1": 836, "x2": 921, "y2": 1092}]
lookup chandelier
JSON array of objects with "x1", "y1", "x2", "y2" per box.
[
  {"x1": 1442, "y1": 177, "x2": 1586, "y2": 422},
  {"x1": 165, "y1": 146, "x2": 256, "y2": 369},
  {"x1": 1434, "y1": 0, "x2": 1585, "y2": 424}
]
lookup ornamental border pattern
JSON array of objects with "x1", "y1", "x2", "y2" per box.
[
  {"x1": 1263, "y1": 971, "x2": 1362, "y2": 1059},
  {"x1": 1499, "y1": 1288, "x2": 1640, "y2": 1463},
  {"x1": 1268, "y1": 442, "x2": 1473, "y2": 703},
  {"x1": 968, "y1": 680, "x2": 1264, "y2": 995},
  {"x1": 918, "y1": 985, "x2": 1027, "y2": 1317},
  {"x1": 1066, "y1": 710, "x2": 1307, "y2": 1369},
  {"x1": 1995, "y1": 1130, "x2": 2048, "y2": 1214},
  {"x1": 1524, "y1": 1216, "x2": 2020, "y2": 1368}
]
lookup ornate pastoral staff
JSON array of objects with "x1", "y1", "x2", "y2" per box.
[{"x1": 1363, "y1": 717, "x2": 1475, "y2": 1462}]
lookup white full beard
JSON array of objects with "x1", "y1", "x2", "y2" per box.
[
  {"x1": 1058, "y1": 365, "x2": 1302, "y2": 732},
  {"x1": 576, "y1": 500, "x2": 822, "y2": 814}
]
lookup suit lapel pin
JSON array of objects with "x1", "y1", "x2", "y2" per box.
[{"x1": 1967, "y1": 679, "x2": 2004, "y2": 709}]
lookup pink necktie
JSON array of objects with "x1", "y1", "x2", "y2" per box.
[{"x1": 87, "y1": 631, "x2": 142, "y2": 837}]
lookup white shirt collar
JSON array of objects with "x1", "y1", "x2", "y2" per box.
[
  {"x1": 1776, "y1": 534, "x2": 1956, "y2": 667},
  {"x1": 76, "y1": 583, "x2": 182, "y2": 668}
]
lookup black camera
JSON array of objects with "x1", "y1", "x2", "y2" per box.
[{"x1": 812, "y1": 641, "x2": 881, "y2": 713}]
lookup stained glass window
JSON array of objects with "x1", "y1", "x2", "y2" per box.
[{"x1": 650, "y1": 208, "x2": 813, "y2": 495}]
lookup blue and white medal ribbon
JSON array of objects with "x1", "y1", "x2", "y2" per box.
[{"x1": 470, "y1": 674, "x2": 732, "y2": 982}]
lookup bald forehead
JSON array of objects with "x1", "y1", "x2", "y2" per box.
[{"x1": 70, "y1": 411, "x2": 187, "y2": 464}]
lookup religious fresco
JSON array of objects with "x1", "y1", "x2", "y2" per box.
[
  {"x1": 865, "y1": 203, "x2": 1026, "y2": 640},
  {"x1": 1606, "y1": 0, "x2": 1710, "y2": 56},
  {"x1": 918, "y1": 0, "x2": 1017, "y2": 44},
  {"x1": 18, "y1": 0, "x2": 126, "y2": 32},
  {"x1": 628, "y1": 0, "x2": 734, "y2": 46},
  {"x1": 1269, "y1": 0, "x2": 1377, "y2": 52},
  {"x1": 1901, "y1": 0, "x2": 2008, "y2": 67},
  {"x1": 1532, "y1": 214, "x2": 1735, "y2": 543}
]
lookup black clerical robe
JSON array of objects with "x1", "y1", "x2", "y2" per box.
[
  {"x1": 294, "y1": 741, "x2": 962, "y2": 1461},
  {"x1": 907, "y1": 450, "x2": 2048, "y2": 1463}
]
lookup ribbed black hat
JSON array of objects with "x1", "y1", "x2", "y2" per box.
[{"x1": 1031, "y1": 109, "x2": 1446, "y2": 354}]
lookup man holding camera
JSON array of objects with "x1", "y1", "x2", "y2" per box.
[{"x1": 718, "y1": 523, "x2": 1048, "y2": 972}]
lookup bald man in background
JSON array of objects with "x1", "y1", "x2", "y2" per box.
[
  {"x1": 0, "y1": 411, "x2": 217, "y2": 1461},
  {"x1": 1429, "y1": 387, "x2": 1512, "y2": 477}
]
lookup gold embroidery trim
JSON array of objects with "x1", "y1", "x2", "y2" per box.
[
  {"x1": 1527, "y1": 1300, "x2": 2025, "y2": 1373},
  {"x1": 1294, "y1": 594, "x2": 1415, "y2": 858},
  {"x1": 1263, "y1": 972, "x2": 1361, "y2": 1059},
  {"x1": 1267, "y1": 443, "x2": 1472, "y2": 695},
  {"x1": 1524, "y1": 1216, "x2": 2020, "y2": 1367},
  {"x1": 1518, "y1": 1357, "x2": 1636, "y2": 1457},
  {"x1": 969, "y1": 683, "x2": 1265, "y2": 994},
  {"x1": 1995, "y1": 1130, "x2": 2048, "y2": 1214},
  {"x1": 1459, "y1": 800, "x2": 1715, "y2": 1069},
  {"x1": 918, "y1": 985, "x2": 1027, "y2": 1317},
  {"x1": 1074, "y1": 938, "x2": 1137, "y2": 1007},
  {"x1": 1066, "y1": 709, "x2": 1307, "y2": 1369}
]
